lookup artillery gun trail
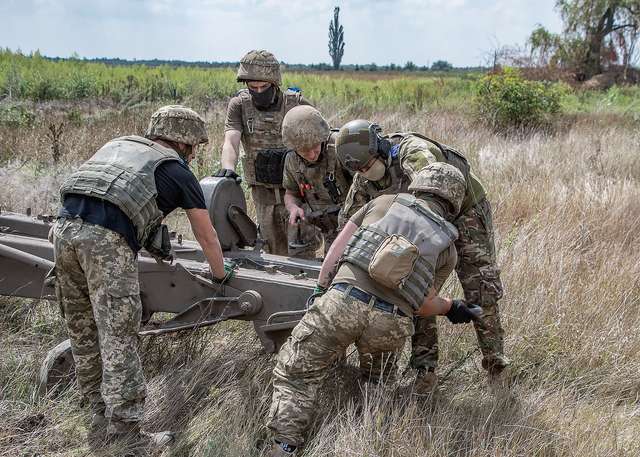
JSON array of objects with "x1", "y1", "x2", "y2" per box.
[{"x1": 0, "y1": 177, "x2": 318, "y2": 396}]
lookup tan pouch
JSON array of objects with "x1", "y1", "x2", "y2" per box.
[{"x1": 368, "y1": 235, "x2": 419, "y2": 289}]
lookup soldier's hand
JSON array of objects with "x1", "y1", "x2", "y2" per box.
[
  {"x1": 306, "y1": 284, "x2": 327, "y2": 308},
  {"x1": 213, "y1": 168, "x2": 242, "y2": 184},
  {"x1": 212, "y1": 260, "x2": 237, "y2": 284},
  {"x1": 445, "y1": 300, "x2": 483, "y2": 324},
  {"x1": 288, "y1": 206, "x2": 306, "y2": 225}
]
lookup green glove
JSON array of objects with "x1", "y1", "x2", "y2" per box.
[
  {"x1": 214, "y1": 260, "x2": 236, "y2": 284},
  {"x1": 313, "y1": 284, "x2": 328, "y2": 295}
]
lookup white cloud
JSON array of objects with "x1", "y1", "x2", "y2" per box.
[{"x1": 0, "y1": 0, "x2": 563, "y2": 66}]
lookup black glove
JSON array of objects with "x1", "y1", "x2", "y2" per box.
[
  {"x1": 445, "y1": 300, "x2": 483, "y2": 324},
  {"x1": 213, "y1": 168, "x2": 242, "y2": 183}
]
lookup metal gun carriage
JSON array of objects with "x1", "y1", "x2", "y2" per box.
[{"x1": 0, "y1": 177, "x2": 318, "y2": 395}]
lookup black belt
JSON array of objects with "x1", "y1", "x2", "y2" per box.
[{"x1": 332, "y1": 283, "x2": 408, "y2": 317}]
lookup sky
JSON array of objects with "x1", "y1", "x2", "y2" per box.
[{"x1": 0, "y1": 0, "x2": 563, "y2": 67}]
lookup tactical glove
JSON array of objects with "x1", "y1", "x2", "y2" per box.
[
  {"x1": 213, "y1": 260, "x2": 236, "y2": 284},
  {"x1": 306, "y1": 284, "x2": 328, "y2": 308},
  {"x1": 445, "y1": 300, "x2": 483, "y2": 324},
  {"x1": 213, "y1": 168, "x2": 242, "y2": 183}
]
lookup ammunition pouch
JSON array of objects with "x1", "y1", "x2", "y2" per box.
[
  {"x1": 255, "y1": 148, "x2": 289, "y2": 185},
  {"x1": 369, "y1": 234, "x2": 419, "y2": 290},
  {"x1": 341, "y1": 225, "x2": 435, "y2": 310},
  {"x1": 144, "y1": 224, "x2": 173, "y2": 262}
]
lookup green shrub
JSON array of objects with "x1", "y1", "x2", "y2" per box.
[
  {"x1": 475, "y1": 67, "x2": 563, "y2": 129},
  {"x1": 0, "y1": 102, "x2": 35, "y2": 127}
]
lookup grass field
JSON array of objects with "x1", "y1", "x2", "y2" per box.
[{"x1": 1, "y1": 53, "x2": 640, "y2": 456}]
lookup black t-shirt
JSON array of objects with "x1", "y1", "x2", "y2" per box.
[{"x1": 59, "y1": 160, "x2": 207, "y2": 253}]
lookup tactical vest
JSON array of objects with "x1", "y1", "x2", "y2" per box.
[
  {"x1": 239, "y1": 88, "x2": 303, "y2": 188},
  {"x1": 293, "y1": 132, "x2": 351, "y2": 210},
  {"x1": 388, "y1": 132, "x2": 486, "y2": 214},
  {"x1": 341, "y1": 194, "x2": 458, "y2": 310},
  {"x1": 59, "y1": 135, "x2": 180, "y2": 246}
]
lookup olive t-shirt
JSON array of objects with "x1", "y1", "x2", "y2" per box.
[{"x1": 332, "y1": 194, "x2": 457, "y2": 316}]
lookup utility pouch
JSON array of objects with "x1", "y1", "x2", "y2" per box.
[
  {"x1": 144, "y1": 224, "x2": 173, "y2": 262},
  {"x1": 255, "y1": 148, "x2": 289, "y2": 185},
  {"x1": 368, "y1": 235, "x2": 419, "y2": 290}
]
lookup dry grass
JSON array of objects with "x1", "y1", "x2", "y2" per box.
[{"x1": 1, "y1": 99, "x2": 639, "y2": 456}]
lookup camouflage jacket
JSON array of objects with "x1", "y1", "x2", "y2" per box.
[{"x1": 339, "y1": 133, "x2": 486, "y2": 226}]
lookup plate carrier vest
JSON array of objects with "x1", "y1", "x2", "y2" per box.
[
  {"x1": 239, "y1": 88, "x2": 303, "y2": 188},
  {"x1": 341, "y1": 194, "x2": 458, "y2": 310},
  {"x1": 59, "y1": 135, "x2": 181, "y2": 247}
]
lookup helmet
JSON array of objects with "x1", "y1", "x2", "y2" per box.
[
  {"x1": 282, "y1": 106, "x2": 330, "y2": 152},
  {"x1": 408, "y1": 163, "x2": 466, "y2": 215},
  {"x1": 335, "y1": 119, "x2": 383, "y2": 173},
  {"x1": 236, "y1": 50, "x2": 282, "y2": 86},
  {"x1": 145, "y1": 105, "x2": 208, "y2": 146}
]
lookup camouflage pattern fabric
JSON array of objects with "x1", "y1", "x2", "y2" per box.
[
  {"x1": 340, "y1": 133, "x2": 508, "y2": 373},
  {"x1": 145, "y1": 105, "x2": 208, "y2": 146},
  {"x1": 282, "y1": 142, "x2": 351, "y2": 257},
  {"x1": 252, "y1": 186, "x2": 292, "y2": 256},
  {"x1": 237, "y1": 50, "x2": 282, "y2": 85},
  {"x1": 267, "y1": 287, "x2": 413, "y2": 446},
  {"x1": 454, "y1": 199, "x2": 508, "y2": 371},
  {"x1": 53, "y1": 218, "x2": 146, "y2": 433}
]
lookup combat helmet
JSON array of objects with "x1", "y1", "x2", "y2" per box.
[
  {"x1": 335, "y1": 119, "x2": 389, "y2": 173},
  {"x1": 237, "y1": 50, "x2": 282, "y2": 86},
  {"x1": 145, "y1": 105, "x2": 208, "y2": 146},
  {"x1": 408, "y1": 163, "x2": 466, "y2": 215},
  {"x1": 282, "y1": 106, "x2": 330, "y2": 152}
]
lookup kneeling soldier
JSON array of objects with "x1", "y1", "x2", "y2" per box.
[{"x1": 266, "y1": 163, "x2": 482, "y2": 456}]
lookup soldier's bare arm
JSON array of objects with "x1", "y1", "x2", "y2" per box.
[
  {"x1": 220, "y1": 130, "x2": 241, "y2": 170},
  {"x1": 185, "y1": 208, "x2": 226, "y2": 279},
  {"x1": 284, "y1": 190, "x2": 305, "y2": 225},
  {"x1": 317, "y1": 220, "x2": 358, "y2": 288}
]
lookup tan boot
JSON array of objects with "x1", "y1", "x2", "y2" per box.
[{"x1": 414, "y1": 368, "x2": 438, "y2": 395}]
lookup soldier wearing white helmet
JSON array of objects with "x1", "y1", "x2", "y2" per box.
[
  {"x1": 53, "y1": 105, "x2": 232, "y2": 451},
  {"x1": 215, "y1": 50, "x2": 315, "y2": 256}
]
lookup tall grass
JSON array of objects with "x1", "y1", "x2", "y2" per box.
[{"x1": 1, "y1": 96, "x2": 639, "y2": 456}]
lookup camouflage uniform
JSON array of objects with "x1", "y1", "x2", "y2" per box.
[
  {"x1": 340, "y1": 133, "x2": 508, "y2": 373},
  {"x1": 268, "y1": 188, "x2": 459, "y2": 448},
  {"x1": 281, "y1": 133, "x2": 351, "y2": 258},
  {"x1": 224, "y1": 50, "x2": 313, "y2": 256},
  {"x1": 53, "y1": 218, "x2": 145, "y2": 432}
]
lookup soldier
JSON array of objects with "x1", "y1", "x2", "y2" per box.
[
  {"x1": 266, "y1": 164, "x2": 483, "y2": 456},
  {"x1": 335, "y1": 120, "x2": 509, "y2": 393},
  {"x1": 214, "y1": 50, "x2": 315, "y2": 256},
  {"x1": 52, "y1": 106, "x2": 232, "y2": 451},
  {"x1": 280, "y1": 105, "x2": 352, "y2": 258}
]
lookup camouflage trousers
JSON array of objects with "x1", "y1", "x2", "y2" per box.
[
  {"x1": 411, "y1": 198, "x2": 509, "y2": 373},
  {"x1": 267, "y1": 287, "x2": 413, "y2": 446},
  {"x1": 53, "y1": 218, "x2": 146, "y2": 431}
]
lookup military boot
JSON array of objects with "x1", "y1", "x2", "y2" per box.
[
  {"x1": 414, "y1": 368, "x2": 438, "y2": 395},
  {"x1": 107, "y1": 423, "x2": 174, "y2": 456},
  {"x1": 266, "y1": 440, "x2": 297, "y2": 457}
]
